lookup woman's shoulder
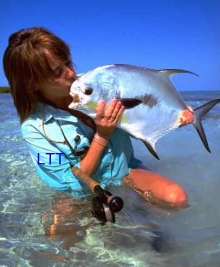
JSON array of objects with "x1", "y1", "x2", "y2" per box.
[
  {"x1": 21, "y1": 104, "x2": 44, "y2": 128},
  {"x1": 21, "y1": 103, "x2": 53, "y2": 137},
  {"x1": 21, "y1": 103, "x2": 63, "y2": 128},
  {"x1": 20, "y1": 103, "x2": 86, "y2": 140}
]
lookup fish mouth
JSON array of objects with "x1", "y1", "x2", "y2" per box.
[
  {"x1": 69, "y1": 91, "x2": 80, "y2": 101},
  {"x1": 69, "y1": 80, "x2": 94, "y2": 110},
  {"x1": 69, "y1": 83, "x2": 90, "y2": 109}
]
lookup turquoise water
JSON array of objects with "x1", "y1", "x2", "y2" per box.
[{"x1": 0, "y1": 91, "x2": 220, "y2": 267}]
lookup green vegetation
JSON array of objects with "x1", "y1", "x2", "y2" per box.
[{"x1": 0, "y1": 86, "x2": 10, "y2": 93}]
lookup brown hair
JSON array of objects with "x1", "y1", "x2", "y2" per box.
[{"x1": 3, "y1": 27, "x2": 74, "y2": 123}]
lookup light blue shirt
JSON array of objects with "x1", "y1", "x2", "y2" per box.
[{"x1": 21, "y1": 103, "x2": 143, "y2": 198}]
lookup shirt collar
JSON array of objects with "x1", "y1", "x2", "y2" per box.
[{"x1": 37, "y1": 103, "x2": 78, "y2": 126}]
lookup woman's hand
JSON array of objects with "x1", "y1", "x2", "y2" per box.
[
  {"x1": 178, "y1": 106, "x2": 194, "y2": 126},
  {"x1": 94, "y1": 99, "x2": 124, "y2": 138},
  {"x1": 78, "y1": 99, "x2": 124, "y2": 175}
]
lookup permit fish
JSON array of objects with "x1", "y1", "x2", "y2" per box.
[{"x1": 69, "y1": 64, "x2": 220, "y2": 159}]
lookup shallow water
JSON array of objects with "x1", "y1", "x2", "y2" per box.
[{"x1": 0, "y1": 91, "x2": 220, "y2": 267}]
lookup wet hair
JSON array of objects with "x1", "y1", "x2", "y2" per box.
[{"x1": 3, "y1": 27, "x2": 75, "y2": 123}]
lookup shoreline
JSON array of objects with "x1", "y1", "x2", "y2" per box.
[{"x1": 0, "y1": 87, "x2": 10, "y2": 93}]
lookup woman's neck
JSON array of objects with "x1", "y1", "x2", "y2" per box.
[
  {"x1": 43, "y1": 95, "x2": 73, "y2": 111},
  {"x1": 42, "y1": 95, "x2": 96, "y2": 131}
]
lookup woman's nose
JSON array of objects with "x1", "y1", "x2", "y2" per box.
[{"x1": 65, "y1": 66, "x2": 75, "y2": 79}]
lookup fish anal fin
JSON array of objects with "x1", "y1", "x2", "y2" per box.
[
  {"x1": 116, "y1": 98, "x2": 142, "y2": 109},
  {"x1": 159, "y1": 69, "x2": 199, "y2": 77},
  {"x1": 141, "y1": 139, "x2": 160, "y2": 160}
]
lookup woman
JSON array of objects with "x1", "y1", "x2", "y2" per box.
[{"x1": 3, "y1": 27, "x2": 194, "y2": 209}]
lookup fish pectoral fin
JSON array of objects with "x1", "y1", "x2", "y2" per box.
[
  {"x1": 116, "y1": 98, "x2": 142, "y2": 109},
  {"x1": 141, "y1": 139, "x2": 160, "y2": 160}
]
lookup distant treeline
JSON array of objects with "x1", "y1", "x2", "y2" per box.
[{"x1": 0, "y1": 86, "x2": 10, "y2": 93}]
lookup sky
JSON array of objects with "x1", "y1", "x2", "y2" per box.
[{"x1": 0, "y1": 0, "x2": 219, "y2": 91}]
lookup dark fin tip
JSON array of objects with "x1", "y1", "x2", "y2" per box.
[
  {"x1": 193, "y1": 99, "x2": 220, "y2": 153},
  {"x1": 141, "y1": 139, "x2": 160, "y2": 160},
  {"x1": 116, "y1": 98, "x2": 142, "y2": 109},
  {"x1": 193, "y1": 121, "x2": 211, "y2": 153}
]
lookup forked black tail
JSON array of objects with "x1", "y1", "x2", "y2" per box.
[{"x1": 193, "y1": 99, "x2": 220, "y2": 152}]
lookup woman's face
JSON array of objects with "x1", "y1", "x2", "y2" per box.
[{"x1": 39, "y1": 52, "x2": 76, "y2": 100}]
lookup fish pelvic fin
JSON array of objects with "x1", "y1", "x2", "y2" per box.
[
  {"x1": 141, "y1": 139, "x2": 160, "y2": 160},
  {"x1": 158, "y1": 69, "x2": 199, "y2": 77},
  {"x1": 193, "y1": 99, "x2": 220, "y2": 153}
]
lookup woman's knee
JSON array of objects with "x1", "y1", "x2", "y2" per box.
[
  {"x1": 124, "y1": 168, "x2": 189, "y2": 208},
  {"x1": 164, "y1": 183, "x2": 188, "y2": 206}
]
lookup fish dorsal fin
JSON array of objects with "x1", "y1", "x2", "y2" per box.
[{"x1": 158, "y1": 69, "x2": 198, "y2": 77}]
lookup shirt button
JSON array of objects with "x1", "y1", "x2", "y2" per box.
[{"x1": 108, "y1": 148, "x2": 111, "y2": 153}]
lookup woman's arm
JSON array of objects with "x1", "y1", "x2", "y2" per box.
[{"x1": 76, "y1": 99, "x2": 124, "y2": 176}]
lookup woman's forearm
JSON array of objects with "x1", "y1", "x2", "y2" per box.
[
  {"x1": 71, "y1": 133, "x2": 110, "y2": 176},
  {"x1": 72, "y1": 99, "x2": 124, "y2": 177}
]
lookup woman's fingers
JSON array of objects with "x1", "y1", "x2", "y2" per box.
[
  {"x1": 106, "y1": 99, "x2": 124, "y2": 121},
  {"x1": 96, "y1": 99, "x2": 124, "y2": 123},
  {"x1": 187, "y1": 105, "x2": 194, "y2": 113},
  {"x1": 179, "y1": 109, "x2": 194, "y2": 125},
  {"x1": 111, "y1": 102, "x2": 124, "y2": 122},
  {"x1": 95, "y1": 99, "x2": 124, "y2": 136},
  {"x1": 96, "y1": 100, "x2": 106, "y2": 118}
]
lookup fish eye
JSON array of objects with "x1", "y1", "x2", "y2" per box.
[{"x1": 84, "y1": 87, "x2": 93, "y2": 95}]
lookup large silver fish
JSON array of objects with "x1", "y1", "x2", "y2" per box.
[{"x1": 69, "y1": 64, "x2": 220, "y2": 159}]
